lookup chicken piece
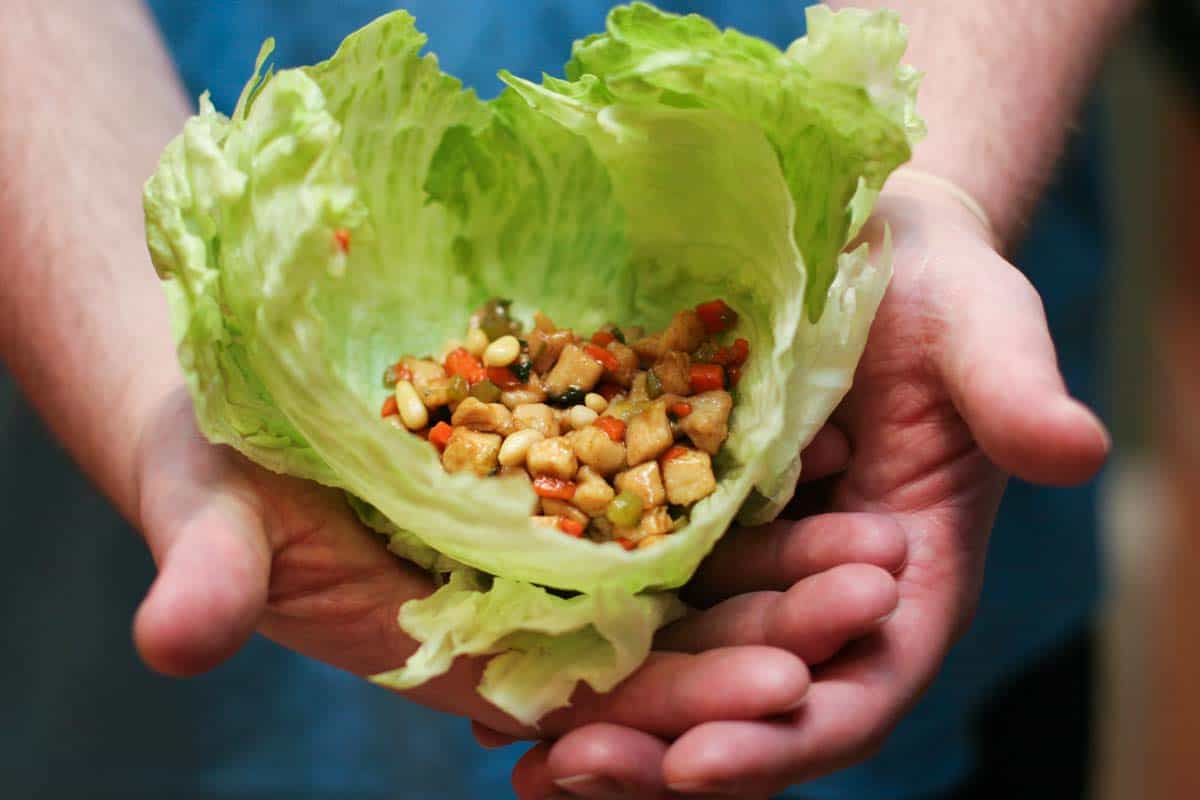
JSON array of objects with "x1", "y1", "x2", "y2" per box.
[
  {"x1": 615, "y1": 461, "x2": 666, "y2": 508},
  {"x1": 569, "y1": 425, "x2": 627, "y2": 477},
  {"x1": 419, "y1": 376, "x2": 464, "y2": 408},
  {"x1": 659, "y1": 309, "x2": 706, "y2": 354},
  {"x1": 651, "y1": 350, "x2": 691, "y2": 396},
  {"x1": 451, "y1": 397, "x2": 514, "y2": 435},
  {"x1": 626, "y1": 401, "x2": 673, "y2": 466},
  {"x1": 513, "y1": 403, "x2": 561, "y2": 438},
  {"x1": 631, "y1": 334, "x2": 663, "y2": 368},
  {"x1": 500, "y1": 373, "x2": 547, "y2": 409},
  {"x1": 441, "y1": 428, "x2": 501, "y2": 476},
  {"x1": 526, "y1": 436, "x2": 578, "y2": 480},
  {"x1": 662, "y1": 447, "x2": 717, "y2": 505},
  {"x1": 541, "y1": 498, "x2": 589, "y2": 527},
  {"x1": 573, "y1": 466, "x2": 616, "y2": 516},
  {"x1": 639, "y1": 506, "x2": 675, "y2": 537},
  {"x1": 543, "y1": 344, "x2": 605, "y2": 398},
  {"x1": 604, "y1": 341, "x2": 639, "y2": 386},
  {"x1": 402, "y1": 357, "x2": 446, "y2": 395},
  {"x1": 528, "y1": 328, "x2": 574, "y2": 374},
  {"x1": 678, "y1": 390, "x2": 733, "y2": 454}
]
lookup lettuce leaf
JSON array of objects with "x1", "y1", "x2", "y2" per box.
[{"x1": 143, "y1": 4, "x2": 920, "y2": 725}]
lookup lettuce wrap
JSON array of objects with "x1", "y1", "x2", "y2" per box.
[{"x1": 143, "y1": 3, "x2": 922, "y2": 726}]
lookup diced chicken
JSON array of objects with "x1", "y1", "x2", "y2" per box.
[
  {"x1": 451, "y1": 397, "x2": 514, "y2": 435},
  {"x1": 441, "y1": 428, "x2": 501, "y2": 476},
  {"x1": 528, "y1": 328, "x2": 574, "y2": 374},
  {"x1": 615, "y1": 461, "x2": 666, "y2": 508},
  {"x1": 639, "y1": 506, "x2": 675, "y2": 537},
  {"x1": 543, "y1": 344, "x2": 605, "y2": 398},
  {"x1": 662, "y1": 448, "x2": 717, "y2": 505},
  {"x1": 628, "y1": 372, "x2": 650, "y2": 404},
  {"x1": 402, "y1": 357, "x2": 446, "y2": 395},
  {"x1": 541, "y1": 498, "x2": 589, "y2": 526},
  {"x1": 569, "y1": 425, "x2": 627, "y2": 477},
  {"x1": 513, "y1": 403, "x2": 561, "y2": 438},
  {"x1": 531, "y1": 515, "x2": 560, "y2": 529},
  {"x1": 652, "y1": 350, "x2": 691, "y2": 396},
  {"x1": 526, "y1": 436, "x2": 578, "y2": 480},
  {"x1": 419, "y1": 376, "x2": 462, "y2": 408},
  {"x1": 573, "y1": 466, "x2": 616, "y2": 516},
  {"x1": 679, "y1": 390, "x2": 733, "y2": 454},
  {"x1": 631, "y1": 334, "x2": 663, "y2": 368},
  {"x1": 501, "y1": 373, "x2": 547, "y2": 409},
  {"x1": 659, "y1": 309, "x2": 706, "y2": 354},
  {"x1": 626, "y1": 401, "x2": 673, "y2": 466},
  {"x1": 604, "y1": 341, "x2": 639, "y2": 386}
]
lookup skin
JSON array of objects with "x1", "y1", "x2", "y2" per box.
[
  {"x1": 512, "y1": 0, "x2": 1141, "y2": 796},
  {"x1": 1, "y1": 0, "x2": 909, "y2": 764}
]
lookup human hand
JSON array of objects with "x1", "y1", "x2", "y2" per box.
[
  {"x1": 510, "y1": 184, "x2": 1111, "y2": 799},
  {"x1": 131, "y1": 386, "x2": 907, "y2": 743}
]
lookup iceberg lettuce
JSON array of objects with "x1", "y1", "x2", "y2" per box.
[{"x1": 143, "y1": 3, "x2": 921, "y2": 726}]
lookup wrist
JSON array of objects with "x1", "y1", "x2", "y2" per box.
[{"x1": 881, "y1": 168, "x2": 1001, "y2": 252}]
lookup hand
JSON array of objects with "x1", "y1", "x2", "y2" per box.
[
  {"x1": 131, "y1": 387, "x2": 907, "y2": 742},
  {"x1": 510, "y1": 185, "x2": 1111, "y2": 799}
]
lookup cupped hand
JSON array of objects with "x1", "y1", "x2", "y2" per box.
[
  {"x1": 130, "y1": 386, "x2": 906, "y2": 744},
  {"x1": 511, "y1": 184, "x2": 1111, "y2": 799}
]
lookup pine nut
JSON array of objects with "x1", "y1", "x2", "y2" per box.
[
  {"x1": 465, "y1": 327, "x2": 489, "y2": 357},
  {"x1": 498, "y1": 428, "x2": 544, "y2": 467},
  {"x1": 568, "y1": 405, "x2": 599, "y2": 430},
  {"x1": 584, "y1": 393, "x2": 608, "y2": 413},
  {"x1": 484, "y1": 335, "x2": 521, "y2": 367},
  {"x1": 394, "y1": 380, "x2": 429, "y2": 431}
]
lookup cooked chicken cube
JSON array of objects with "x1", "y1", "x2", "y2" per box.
[
  {"x1": 419, "y1": 376, "x2": 464, "y2": 408},
  {"x1": 678, "y1": 390, "x2": 733, "y2": 454},
  {"x1": 528, "y1": 328, "x2": 574, "y2": 374},
  {"x1": 402, "y1": 357, "x2": 446, "y2": 394},
  {"x1": 451, "y1": 397, "x2": 515, "y2": 435},
  {"x1": 662, "y1": 448, "x2": 717, "y2": 505},
  {"x1": 526, "y1": 436, "x2": 578, "y2": 480},
  {"x1": 569, "y1": 425, "x2": 627, "y2": 476},
  {"x1": 639, "y1": 506, "x2": 675, "y2": 537},
  {"x1": 441, "y1": 428, "x2": 501, "y2": 476},
  {"x1": 660, "y1": 309, "x2": 706, "y2": 353},
  {"x1": 615, "y1": 461, "x2": 666, "y2": 508},
  {"x1": 652, "y1": 351, "x2": 691, "y2": 396},
  {"x1": 604, "y1": 341, "x2": 639, "y2": 386},
  {"x1": 541, "y1": 498, "x2": 589, "y2": 526},
  {"x1": 501, "y1": 373, "x2": 547, "y2": 409},
  {"x1": 626, "y1": 401, "x2": 673, "y2": 465},
  {"x1": 543, "y1": 344, "x2": 605, "y2": 398},
  {"x1": 573, "y1": 466, "x2": 616, "y2": 516},
  {"x1": 631, "y1": 334, "x2": 663, "y2": 368},
  {"x1": 513, "y1": 402, "x2": 561, "y2": 438}
]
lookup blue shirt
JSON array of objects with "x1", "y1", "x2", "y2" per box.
[{"x1": 3, "y1": 2, "x2": 1104, "y2": 798}]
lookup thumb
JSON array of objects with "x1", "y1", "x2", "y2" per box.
[
  {"x1": 936, "y1": 249, "x2": 1110, "y2": 486},
  {"x1": 133, "y1": 494, "x2": 271, "y2": 676}
]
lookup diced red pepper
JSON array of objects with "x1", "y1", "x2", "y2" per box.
[
  {"x1": 689, "y1": 363, "x2": 726, "y2": 393},
  {"x1": 428, "y1": 422, "x2": 454, "y2": 451},
  {"x1": 333, "y1": 228, "x2": 351, "y2": 254},
  {"x1": 557, "y1": 517, "x2": 585, "y2": 537},
  {"x1": 444, "y1": 347, "x2": 486, "y2": 385},
  {"x1": 533, "y1": 475, "x2": 577, "y2": 501},
  {"x1": 596, "y1": 381, "x2": 623, "y2": 401},
  {"x1": 712, "y1": 338, "x2": 750, "y2": 367},
  {"x1": 727, "y1": 365, "x2": 743, "y2": 386},
  {"x1": 662, "y1": 445, "x2": 690, "y2": 462},
  {"x1": 383, "y1": 361, "x2": 412, "y2": 386},
  {"x1": 380, "y1": 395, "x2": 399, "y2": 417},
  {"x1": 616, "y1": 537, "x2": 637, "y2": 551},
  {"x1": 669, "y1": 402, "x2": 692, "y2": 418},
  {"x1": 590, "y1": 330, "x2": 616, "y2": 347},
  {"x1": 594, "y1": 416, "x2": 626, "y2": 443},
  {"x1": 695, "y1": 299, "x2": 738, "y2": 334},
  {"x1": 584, "y1": 343, "x2": 620, "y2": 372},
  {"x1": 486, "y1": 365, "x2": 521, "y2": 390}
]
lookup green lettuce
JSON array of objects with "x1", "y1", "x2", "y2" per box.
[{"x1": 143, "y1": 3, "x2": 921, "y2": 725}]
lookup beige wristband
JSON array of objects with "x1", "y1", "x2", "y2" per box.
[{"x1": 888, "y1": 167, "x2": 997, "y2": 246}]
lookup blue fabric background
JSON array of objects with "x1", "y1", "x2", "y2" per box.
[{"x1": 2, "y1": 2, "x2": 1105, "y2": 797}]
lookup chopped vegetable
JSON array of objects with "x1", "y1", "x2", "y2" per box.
[
  {"x1": 474, "y1": 298, "x2": 521, "y2": 341},
  {"x1": 444, "y1": 347, "x2": 487, "y2": 385},
  {"x1": 591, "y1": 330, "x2": 615, "y2": 347},
  {"x1": 645, "y1": 370, "x2": 663, "y2": 399},
  {"x1": 533, "y1": 475, "x2": 577, "y2": 501},
  {"x1": 469, "y1": 379, "x2": 502, "y2": 403},
  {"x1": 669, "y1": 402, "x2": 692, "y2": 419},
  {"x1": 380, "y1": 395, "x2": 399, "y2": 417},
  {"x1": 382, "y1": 361, "x2": 412, "y2": 388},
  {"x1": 486, "y1": 366, "x2": 521, "y2": 390},
  {"x1": 428, "y1": 422, "x2": 454, "y2": 451},
  {"x1": 695, "y1": 299, "x2": 738, "y2": 334},
  {"x1": 606, "y1": 490, "x2": 644, "y2": 529},
  {"x1": 558, "y1": 517, "x2": 585, "y2": 537},
  {"x1": 333, "y1": 227, "x2": 351, "y2": 253},
  {"x1": 584, "y1": 343, "x2": 620, "y2": 372},
  {"x1": 596, "y1": 382, "x2": 623, "y2": 401},
  {"x1": 689, "y1": 363, "x2": 726, "y2": 394},
  {"x1": 594, "y1": 416, "x2": 626, "y2": 442}
]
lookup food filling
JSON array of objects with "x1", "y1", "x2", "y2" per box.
[{"x1": 380, "y1": 299, "x2": 747, "y2": 550}]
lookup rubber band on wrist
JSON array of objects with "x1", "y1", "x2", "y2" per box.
[{"x1": 888, "y1": 167, "x2": 997, "y2": 246}]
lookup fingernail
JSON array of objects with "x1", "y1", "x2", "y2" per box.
[
  {"x1": 1066, "y1": 398, "x2": 1111, "y2": 453},
  {"x1": 874, "y1": 608, "x2": 898, "y2": 626},
  {"x1": 554, "y1": 774, "x2": 626, "y2": 799},
  {"x1": 668, "y1": 781, "x2": 736, "y2": 796}
]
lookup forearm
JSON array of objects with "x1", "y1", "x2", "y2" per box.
[
  {"x1": 0, "y1": 0, "x2": 190, "y2": 520},
  {"x1": 833, "y1": 0, "x2": 1139, "y2": 245}
]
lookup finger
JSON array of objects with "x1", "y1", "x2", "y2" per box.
[
  {"x1": 659, "y1": 564, "x2": 898, "y2": 665},
  {"x1": 935, "y1": 251, "x2": 1109, "y2": 486},
  {"x1": 688, "y1": 513, "x2": 907, "y2": 604},
  {"x1": 539, "y1": 646, "x2": 809, "y2": 739},
  {"x1": 133, "y1": 494, "x2": 271, "y2": 676},
  {"x1": 472, "y1": 720, "x2": 520, "y2": 749},
  {"x1": 518, "y1": 724, "x2": 672, "y2": 800},
  {"x1": 797, "y1": 423, "x2": 850, "y2": 482},
  {"x1": 512, "y1": 742, "x2": 559, "y2": 800}
]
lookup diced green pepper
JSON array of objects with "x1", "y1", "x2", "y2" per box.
[
  {"x1": 606, "y1": 490, "x2": 644, "y2": 528},
  {"x1": 470, "y1": 379, "x2": 501, "y2": 403}
]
